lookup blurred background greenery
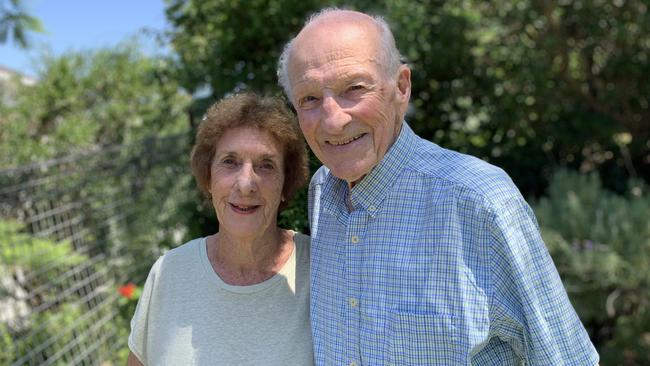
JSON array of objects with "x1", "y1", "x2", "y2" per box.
[{"x1": 0, "y1": 0, "x2": 648, "y2": 364}]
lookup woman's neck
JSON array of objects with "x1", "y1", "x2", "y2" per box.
[{"x1": 206, "y1": 227, "x2": 294, "y2": 286}]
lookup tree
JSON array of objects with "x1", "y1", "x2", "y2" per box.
[
  {"x1": 386, "y1": 0, "x2": 649, "y2": 194},
  {"x1": 164, "y1": 0, "x2": 337, "y2": 117},
  {"x1": 0, "y1": 43, "x2": 191, "y2": 167},
  {"x1": 0, "y1": 0, "x2": 43, "y2": 48}
]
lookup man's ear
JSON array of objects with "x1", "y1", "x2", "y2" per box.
[{"x1": 395, "y1": 65, "x2": 411, "y2": 116}]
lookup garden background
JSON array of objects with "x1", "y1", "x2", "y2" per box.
[{"x1": 1, "y1": 0, "x2": 648, "y2": 365}]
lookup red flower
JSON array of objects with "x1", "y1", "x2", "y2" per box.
[{"x1": 118, "y1": 283, "x2": 137, "y2": 299}]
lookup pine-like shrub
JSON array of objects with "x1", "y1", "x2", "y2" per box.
[{"x1": 535, "y1": 170, "x2": 650, "y2": 365}]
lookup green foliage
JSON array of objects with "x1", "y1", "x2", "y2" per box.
[
  {"x1": 0, "y1": 220, "x2": 89, "y2": 302},
  {"x1": 535, "y1": 170, "x2": 650, "y2": 365},
  {"x1": 1, "y1": 136, "x2": 193, "y2": 363},
  {"x1": 0, "y1": 0, "x2": 44, "y2": 48},
  {"x1": 165, "y1": 0, "x2": 328, "y2": 114},
  {"x1": 0, "y1": 322, "x2": 13, "y2": 365},
  {"x1": 387, "y1": 0, "x2": 649, "y2": 195},
  {"x1": 279, "y1": 182, "x2": 310, "y2": 233},
  {"x1": 0, "y1": 219, "x2": 101, "y2": 364},
  {"x1": 0, "y1": 44, "x2": 191, "y2": 168},
  {"x1": 0, "y1": 220, "x2": 85, "y2": 270},
  {"x1": 12, "y1": 303, "x2": 91, "y2": 365}
]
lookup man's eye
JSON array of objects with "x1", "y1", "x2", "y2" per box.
[
  {"x1": 299, "y1": 95, "x2": 319, "y2": 108},
  {"x1": 346, "y1": 84, "x2": 366, "y2": 94}
]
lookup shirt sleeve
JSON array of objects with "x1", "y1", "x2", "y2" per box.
[
  {"x1": 128, "y1": 257, "x2": 162, "y2": 365},
  {"x1": 307, "y1": 166, "x2": 328, "y2": 237},
  {"x1": 484, "y1": 195, "x2": 599, "y2": 365}
]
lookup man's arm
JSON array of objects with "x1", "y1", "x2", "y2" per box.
[{"x1": 486, "y1": 195, "x2": 599, "y2": 365}]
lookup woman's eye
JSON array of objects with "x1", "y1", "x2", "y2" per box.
[
  {"x1": 222, "y1": 158, "x2": 237, "y2": 166},
  {"x1": 259, "y1": 162, "x2": 276, "y2": 170}
]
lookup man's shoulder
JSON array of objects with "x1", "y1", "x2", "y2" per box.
[
  {"x1": 408, "y1": 137, "x2": 520, "y2": 205},
  {"x1": 309, "y1": 137, "x2": 522, "y2": 207},
  {"x1": 309, "y1": 165, "x2": 331, "y2": 188}
]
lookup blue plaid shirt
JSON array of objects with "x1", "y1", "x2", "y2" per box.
[{"x1": 308, "y1": 122, "x2": 598, "y2": 365}]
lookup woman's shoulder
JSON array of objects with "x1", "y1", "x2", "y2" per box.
[
  {"x1": 137, "y1": 237, "x2": 208, "y2": 297},
  {"x1": 151, "y1": 237, "x2": 205, "y2": 274},
  {"x1": 165, "y1": 237, "x2": 204, "y2": 256}
]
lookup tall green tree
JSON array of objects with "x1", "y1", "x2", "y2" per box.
[{"x1": 0, "y1": 0, "x2": 43, "y2": 48}]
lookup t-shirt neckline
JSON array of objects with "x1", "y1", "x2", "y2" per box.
[{"x1": 197, "y1": 233, "x2": 296, "y2": 294}]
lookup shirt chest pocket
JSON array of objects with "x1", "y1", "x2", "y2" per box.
[{"x1": 386, "y1": 311, "x2": 464, "y2": 365}]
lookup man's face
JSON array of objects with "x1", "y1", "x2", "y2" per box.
[{"x1": 288, "y1": 18, "x2": 410, "y2": 185}]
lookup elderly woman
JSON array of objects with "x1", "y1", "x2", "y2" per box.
[{"x1": 126, "y1": 93, "x2": 312, "y2": 365}]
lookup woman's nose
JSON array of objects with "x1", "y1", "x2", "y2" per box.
[{"x1": 235, "y1": 163, "x2": 257, "y2": 194}]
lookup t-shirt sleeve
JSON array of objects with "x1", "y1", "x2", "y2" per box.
[
  {"x1": 128, "y1": 256, "x2": 162, "y2": 365},
  {"x1": 485, "y1": 196, "x2": 599, "y2": 365}
]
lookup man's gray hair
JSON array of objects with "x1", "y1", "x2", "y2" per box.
[{"x1": 277, "y1": 8, "x2": 404, "y2": 101}]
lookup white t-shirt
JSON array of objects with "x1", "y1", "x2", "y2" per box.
[{"x1": 128, "y1": 232, "x2": 314, "y2": 365}]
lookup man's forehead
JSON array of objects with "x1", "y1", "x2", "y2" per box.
[
  {"x1": 302, "y1": 10, "x2": 375, "y2": 32},
  {"x1": 292, "y1": 62, "x2": 376, "y2": 87},
  {"x1": 290, "y1": 21, "x2": 380, "y2": 67},
  {"x1": 296, "y1": 13, "x2": 377, "y2": 44},
  {"x1": 292, "y1": 45, "x2": 373, "y2": 67},
  {"x1": 288, "y1": 46, "x2": 381, "y2": 89}
]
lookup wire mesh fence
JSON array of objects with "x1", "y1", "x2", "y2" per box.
[{"x1": 0, "y1": 132, "x2": 193, "y2": 365}]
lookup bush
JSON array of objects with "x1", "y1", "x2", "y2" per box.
[
  {"x1": 0, "y1": 322, "x2": 14, "y2": 365},
  {"x1": 0, "y1": 220, "x2": 85, "y2": 271},
  {"x1": 534, "y1": 170, "x2": 650, "y2": 365},
  {"x1": 0, "y1": 220, "x2": 108, "y2": 364}
]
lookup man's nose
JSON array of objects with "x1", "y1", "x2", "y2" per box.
[
  {"x1": 321, "y1": 95, "x2": 351, "y2": 133},
  {"x1": 235, "y1": 163, "x2": 257, "y2": 194}
]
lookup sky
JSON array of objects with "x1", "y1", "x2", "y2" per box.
[{"x1": 0, "y1": 0, "x2": 168, "y2": 78}]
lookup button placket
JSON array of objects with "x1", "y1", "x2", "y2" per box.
[
  {"x1": 345, "y1": 207, "x2": 365, "y2": 366},
  {"x1": 349, "y1": 297, "x2": 359, "y2": 308}
]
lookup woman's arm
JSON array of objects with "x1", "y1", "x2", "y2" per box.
[{"x1": 126, "y1": 351, "x2": 144, "y2": 366}]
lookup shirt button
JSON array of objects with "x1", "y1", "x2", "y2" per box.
[
  {"x1": 348, "y1": 297, "x2": 359, "y2": 308},
  {"x1": 351, "y1": 235, "x2": 359, "y2": 244},
  {"x1": 349, "y1": 362, "x2": 358, "y2": 366},
  {"x1": 368, "y1": 205, "x2": 376, "y2": 212}
]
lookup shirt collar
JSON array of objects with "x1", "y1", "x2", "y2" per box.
[{"x1": 320, "y1": 121, "x2": 418, "y2": 216}]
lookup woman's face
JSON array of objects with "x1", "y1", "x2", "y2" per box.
[{"x1": 209, "y1": 126, "x2": 285, "y2": 239}]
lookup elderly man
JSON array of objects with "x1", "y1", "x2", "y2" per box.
[{"x1": 278, "y1": 8, "x2": 599, "y2": 366}]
